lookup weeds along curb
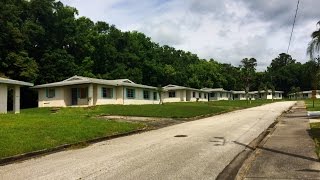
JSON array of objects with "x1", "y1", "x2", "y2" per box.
[{"x1": 0, "y1": 129, "x2": 146, "y2": 166}]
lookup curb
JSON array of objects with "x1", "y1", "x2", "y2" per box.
[
  {"x1": 216, "y1": 104, "x2": 294, "y2": 180},
  {"x1": 0, "y1": 129, "x2": 146, "y2": 166}
]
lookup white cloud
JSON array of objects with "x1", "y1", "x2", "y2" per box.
[{"x1": 60, "y1": 0, "x2": 320, "y2": 71}]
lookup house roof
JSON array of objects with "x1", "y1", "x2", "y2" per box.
[
  {"x1": 32, "y1": 75, "x2": 157, "y2": 89},
  {"x1": 257, "y1": 90, "x2": 284, "y2": 93},
  {"x1": 230, "y1": 90, "x2": 246, "y2": 94},
  {"x1": 0, "y1": 77, "x2": 33, "y2": 86},
  {"x1": 201, "y1": 88, "x2": 230, "y2": 93},
  {"x1": 163, "y1": 84, "x2": 206, "y2": 92}
]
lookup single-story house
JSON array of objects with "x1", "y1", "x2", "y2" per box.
[
  {"x1": 201, "y1": 88, "x2": 232, "y2": 101},
  {"x1": 32, "y1": 75, "x2": 160, "y2": 107},
  {"x1": 289, "y1": 90, "x2": 320, "y2": 99},
  {"x1": 0, "y1": 77, "x2": 33, "y2": 114},
  {"x1": 162, "y1": 84, "x2": 208, "y2": 103},
  {"x1": 231, "y1": 91, "x2": 247, "y2": 100},
  {"x1": 255, "y1": 90, "x2": 284, "y2": 100}
]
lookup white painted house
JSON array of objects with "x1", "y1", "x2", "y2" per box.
[
  {"x1": 0, "y1": 77, "x2": 33, "y2": 114},
  {"x1": 32, "y1": 76, "x2": 160, "y2": 107},
  {"x1": 162, "y1": 85, "x2": 208, "y2": 103},
  {"x1": 201, "y1": 88, "x2": 231, "y2": 101},
  {"x1": 289, "y1": 90, "x2": 320, "y2": 99},
  {"x1": 231, "y1": 91, "x2": 247, "y2": 100},
  {"x1": 255, "y1": 90, "x2": 284, "y2": 100}
]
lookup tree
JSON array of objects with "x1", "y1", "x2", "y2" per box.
[
  {"x1": 240, "y1": 58, "x2": 257, "y2": 102},
  {"x1": 307, "y1": 21, "x2": 320, "y2": 59}
]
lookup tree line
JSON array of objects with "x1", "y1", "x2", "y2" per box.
[{"x1": 1, "y1": 0, "x2": 319, "y2": 107}]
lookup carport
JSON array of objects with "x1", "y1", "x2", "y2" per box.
[{"x1": 0, "y1": 77, "x2": 33, "y2": 114}]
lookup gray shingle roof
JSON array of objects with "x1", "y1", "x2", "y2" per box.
[
  {"x1": 0, "y1": 77, "x2": 33, "y2": 86},
  {"x1": 163, "y1": 84, "x2": 206, "y2": 92},
  {"x1": 32, "y1": 75, "x2": 157, "y2": 89}
]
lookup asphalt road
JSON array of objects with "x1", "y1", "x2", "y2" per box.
[{"x1": 0, "y1": 101, "x2": 295, "y2": 180}]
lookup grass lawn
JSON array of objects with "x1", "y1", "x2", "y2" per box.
[
  {"x1": 305, "y1": 99, "x2": 320, "y2": 158},
  {"x1": 0, "y1": 99, "x2": 278, "y2": 159},
  {"x1": 304, "y1": 99, "x2": 320, "y2": 111},
  {"x1": 309, "y1": 123, "x2": 320, "y2": 158},
  {"x1": 58, "y1": 99, "x2": 279, "y2": 118}
]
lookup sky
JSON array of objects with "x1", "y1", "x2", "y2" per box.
[{"x1": 60, "y1": 0, "x2": 320, "y2": 70}]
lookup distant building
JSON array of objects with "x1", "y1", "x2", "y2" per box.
[
  {"x1": 162, "y1": 85, "x2": 208, "y2": 103},
  {"x1": 201, "y1": 88, "x2": 232, "y2": 101}
]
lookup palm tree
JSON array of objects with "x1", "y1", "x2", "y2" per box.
[{"x1": 307, "y1": 21, "x2": 320, "y2": 58}]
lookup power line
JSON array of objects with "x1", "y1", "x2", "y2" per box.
[{"x1": 287, "y1": 0, "x2": 300, "y2": 54}]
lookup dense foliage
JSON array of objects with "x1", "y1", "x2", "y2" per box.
[{"x1": 0, "y1": 0, "x2": 318, "y2": 106}]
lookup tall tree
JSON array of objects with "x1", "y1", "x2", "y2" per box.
[{"x1": 239, "y1": 58, "x2": 257, "y2": 100}]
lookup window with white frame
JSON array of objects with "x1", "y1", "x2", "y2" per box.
[
  {"x1": 102, "y1": 87, "x2": 113, "y2": 98},
  {"x1": 127, "y1": 88, "x2": 135, "y2": 99},
  {"x1": 143, "y1": 90, "x2": 150, "y2": 99},
  {"x1": 169, "y1": 91, "x2": 176, "y2": 98},
  {"x1": 46, "y1": 88, "x2": 55, "y2": 98},
  {"x1": 199, "y1": 92, "x2": 202, "y2": 98},
  {"x1": 204, "y1": 93, "x2": 207, "y2": 98}
]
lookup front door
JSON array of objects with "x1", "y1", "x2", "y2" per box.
[{"x1": 71, "y1": 88, "x2": 78, "y2": 105}]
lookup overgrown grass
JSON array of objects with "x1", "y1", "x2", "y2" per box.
[
  {"x1": 0, "y1": 99, "x2": 277, "y2": 159},
  {"x1": 310, "y1": 123, "x2": 320, "y2": 158}
]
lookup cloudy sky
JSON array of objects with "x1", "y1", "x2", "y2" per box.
[{"x1": 61, "y1": 0, "x2": 320, "y2": 70}]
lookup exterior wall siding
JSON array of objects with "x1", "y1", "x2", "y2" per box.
[
  {"x1": 38, "y1": 87, "x2": 66, "y2": 107},
  {"x1": 0, "y1": 84, "x2": 8, "y2": 113}
]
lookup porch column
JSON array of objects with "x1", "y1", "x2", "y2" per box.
[
  {"x1": 13, "y1": 85, "x2": 20, "y2": 114},
  {"x1": 88, "y1": 84, "x2": 94, "y2": 106},
  {"x1": 0, "y1": 84, "x2": 8, "y2": 114}
]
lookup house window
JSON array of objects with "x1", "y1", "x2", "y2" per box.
[
  {"x1": 126, "y1": 88, "x2": 135, "y2": 99},
  {"x1": 102, "y1": 87, "x2": 113, "y2": 98},
  {"x1": 210, "y1": 93, "x2": 215, "y2": 97},
  {"x1": 279, "y1": 93, "x2": 281, "y2": 97},
  {"x1": 220, "y1": 93, "x2": 222, "y2": 98},
  {"x1": 143, "y1": 90, "x2": 150, "y2": 100},
  {"x1": 204, "y1": 93, "x2": 207, "y2": 98},
  {"x1": 193, "y1": 92, "x2": 196, "y2": 98},
  {"x1": 199, "y1": 93, "x2": 202, "y2": 98},
  {"x1": 169, "y1": 91, "x2": 176, "y2": 98},
  {"x1": 79, "y1": 88, "x2": 88, "y2": 99},
  {"x1": 46, "y1": 88, "x2": 55, "y2": 98},
  {"x1": 234, "y1": 94, "x2": 239, "y2": 98},
  {"x1": 153, "y1": 92, "x2": 157, "y2": 100}
]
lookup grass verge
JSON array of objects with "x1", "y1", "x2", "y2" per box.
[{"x1": 309, "y1": 123, "x2": 320, "y2": 158}]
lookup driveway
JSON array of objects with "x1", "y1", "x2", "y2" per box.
[{"x1": 0, "y1": 101, "x2": 295, "y2": 180}]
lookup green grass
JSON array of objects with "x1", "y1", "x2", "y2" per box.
[
  {"x1": 0, "y1": 99, "x2": 277, "y2": 159},
  {"x1": 310, "y1": 123, "x2": 320, "y2": 158},
  {"x1": 57, "y1": 99, "x2": 279, "y2": 118},
  {"x1": 0, "y1": 109, "x2": 144, "y2": 159},
  {"x1": 305, "y1": 99, "x2": 320, "y2": 111}
]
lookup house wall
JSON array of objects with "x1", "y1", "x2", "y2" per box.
[
  {"x1": 123, "y1": 87, "x2": 160, "y2": 105},
  {"x1": 273, "y1": 93, "x2": 283, "y2": 99},
  {"x1": 162, "y1": 90, "x2": 185, "y2": 103},
  {"x1": 38, "y1": 87, "x2": 66, "y2": 107},
  {"x1": 0, "y1": 84, "x2": 8, "y2": 113},
  {"x1": 188, "y1": 91, "x2": 207, "y2": 102},
  {"x1": 208, "y1": 92, "x2": 229, "y2": 101},
  {"x1": 233, "y1": 94, "x2": 246, "y2": 100},
  {"x1": 95, "y1": 84, "x2": 119, "y2": 105}
]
